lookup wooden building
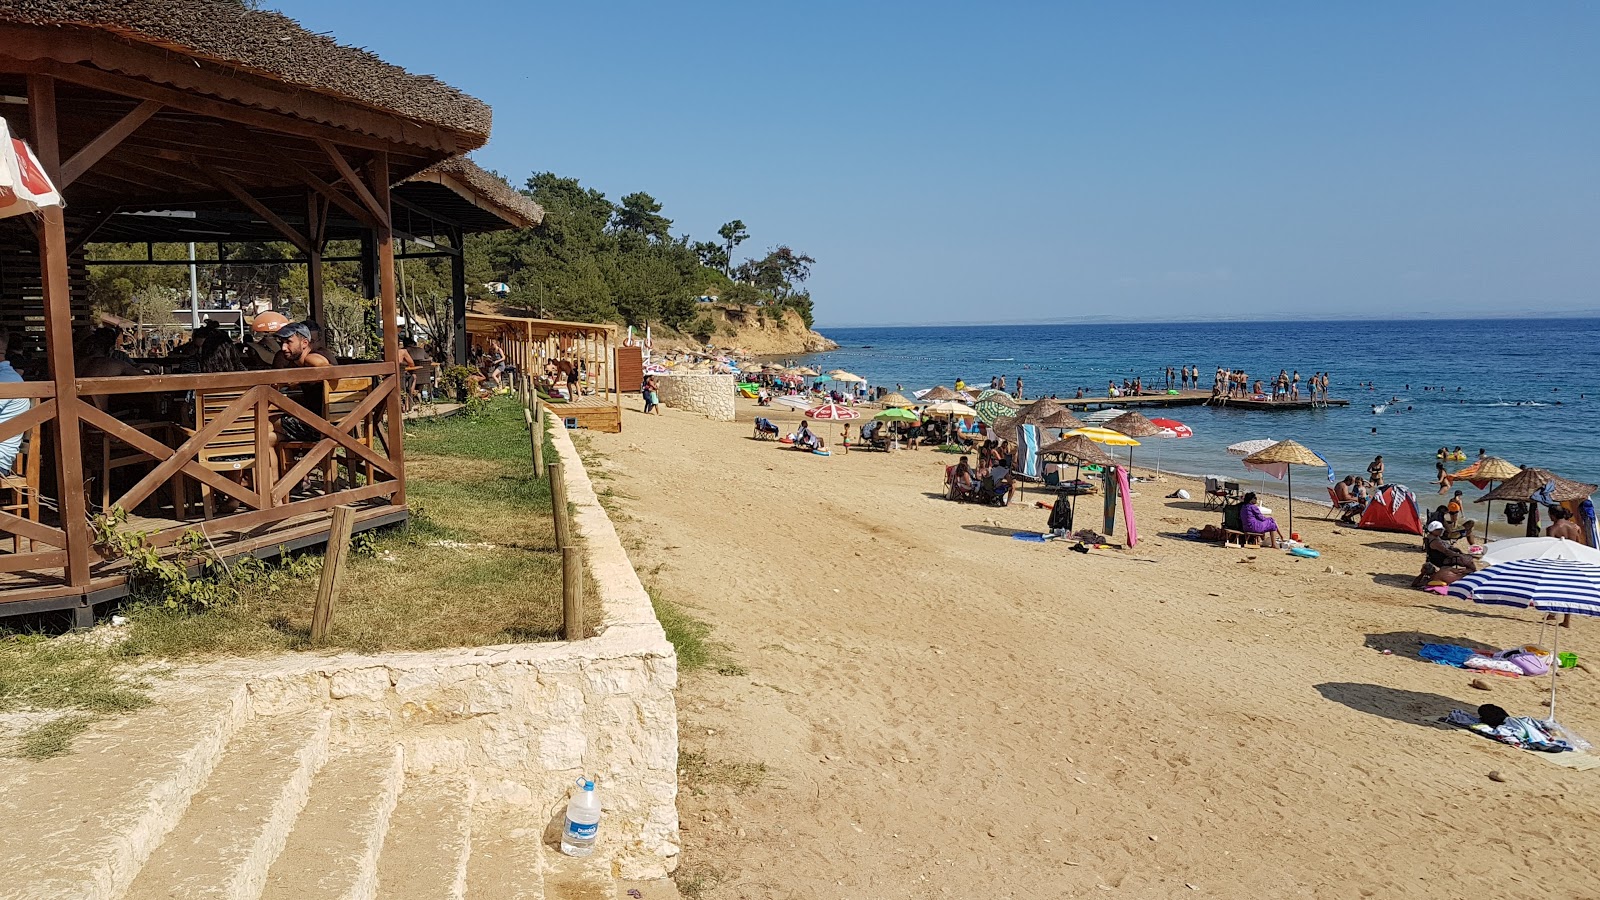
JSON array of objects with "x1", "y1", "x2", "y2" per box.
[
  {"x1": 466, "y1": 312, "x2": 623, "y2": 432},
  {"x1": 0, "y1": 3, "x2": 536, "y2": 623}
]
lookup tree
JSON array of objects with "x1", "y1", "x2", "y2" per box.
[
  {"x1": 613, "y1": 192, "x2": 672, "y2": 244},
  {"x1": 691, "y1": 240, "x2": 729, "y2": 273},
  {"x1": 717, "y1": 220, "x2": 748, "y2": 275},
  {"x1": 742, "y1": 245, "x2": 815, "y2": 299}
]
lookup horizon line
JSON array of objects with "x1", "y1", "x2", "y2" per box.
[{"x1": 813, "y1": 310, "x2": 1600, "y2": 330}]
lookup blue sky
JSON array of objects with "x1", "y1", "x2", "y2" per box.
[{"x1": 270, "y1": 1, "x2": 1598, "y2": 327}]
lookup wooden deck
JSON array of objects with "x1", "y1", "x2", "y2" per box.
[
  {"x1": 0, "y1": 501, "x2": 406, "y2": 623},
  {"x1": 542, "y1": 394, "x2": 622, "y2": 432},
  {"x1": 1059, "y1": 390, "x2": 1348, "y2": 411}
]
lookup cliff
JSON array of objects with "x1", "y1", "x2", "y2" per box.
[{"x1": 659, "y1": 303, "x2": 837, "y2": 356}]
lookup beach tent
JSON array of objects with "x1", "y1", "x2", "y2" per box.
[{"x1": 1357, "y1": 484, "x2": 1424, "y2": 535}]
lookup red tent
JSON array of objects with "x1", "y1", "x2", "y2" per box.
[{"x1": 1358, "y1": 484, "x2": 1423, "y2": 535}]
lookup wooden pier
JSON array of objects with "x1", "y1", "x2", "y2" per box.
[{"x1": 1055, "y1": 390, "x2": 1349, "y2": 411}]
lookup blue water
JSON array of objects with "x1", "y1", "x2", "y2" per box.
[{"x1": 801, "y1": 319, "x2": 1600, "y2": 518}]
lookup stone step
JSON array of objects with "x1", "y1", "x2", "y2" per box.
[
  {"x1": 542, "y1": 850, "x2": 621, "y2": 900},
  {"x1": 374, "y1": 774, "x2": 473, "y2": 899},
  {"x1": 123, "y1": 710, "x2": 331, "y2": 900},
  {"x1": 259, "y1": 744, "x2": 404, "y2": 900},
  {"x1": 463, "y1": 800, "x2": 545, "y2": 900},
  {"x1": 0, "y1": 682, "x2": 250, "y2": 900}
]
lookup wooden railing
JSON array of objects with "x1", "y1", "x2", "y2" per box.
[{"x1": 0, "y1": 363, "x2": 405, "y2": 597}]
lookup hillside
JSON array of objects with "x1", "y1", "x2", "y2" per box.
[{"x1": 659, "y1": 303, "x2": 838, "y2": 356}]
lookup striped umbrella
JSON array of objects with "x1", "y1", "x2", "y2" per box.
[
  {"x1": 972, "y1": 389, "x2": 1019, "y2": 425},
  {"x1": 804, "y1": 403, "x2": 860, "y2": 421},
  {"x1": 1449, "y1": 558, "x2": 1600, "y2": 722}
]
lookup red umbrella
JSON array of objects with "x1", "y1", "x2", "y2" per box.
[
  {"x1": 1146, "y1": 417, "x2": 1192, "y2": 477},
  {"x1": 804, "y1": 403, "x2": 860, "y2": 421}
]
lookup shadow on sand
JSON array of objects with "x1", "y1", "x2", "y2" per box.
[
  {"x1": 1364, "y1": 540, "x2": 1421, "y2": 553},
  {"x1": 1420, "y1": 603, "x2": 1529, "y2": 623},
  {"x1": 1363, "y1": 630, "x2": 1495, "y2": 662},
  {"x1": 1314, "y1": 682, "x2": 1458, "y2": 730},
  {"x1": 961, "y1": 524, "x2": 1021, "y2": 538}
]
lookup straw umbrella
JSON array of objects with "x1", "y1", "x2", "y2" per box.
[
  {"x1": 922, "y1": 385, "x2": 959, "y2": 402},
  {"x1": 1018, "y1": 398, "x2": 1067, "y2": 422},
  {"x1": 1480, "y1": 466, "x2": 1598, "y2": 538},
  {"x1": 1105, "y1": 411, "x2": 1164, "y2": 472},
  {"x1": 1040, "y1": 435, "x2": 1117, "y2": 523},
  {"x1": 1445, "y1": 456, "x2": 1524, "y2": 540},
  {"x1": 1241, "y1": 439, "x2": 1328, "y2": 535},
  {"x1": 880, "y1": 391, "x2": 916, "y2": 408},
  {"x1": 1036, "y1": 408, "x2": 1086, "y2": 433}
]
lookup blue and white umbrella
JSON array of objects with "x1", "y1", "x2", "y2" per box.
[{"x1": 1449, "y1": 557, "x2": 1600, "y2": 722}]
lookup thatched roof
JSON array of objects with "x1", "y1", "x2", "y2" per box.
[
  {"x1": 1480, "y1": 467, "x2": 1597, "y2": 503},
  {"x1": 1104, "y1": 411, "x2": 1165, "y2": 438},
  {"x1": 1244, "y1": 439, "x2": 1325, "y2": 467},
  {"x1": 922, "y1": 386, "x2": 959, "y2": 402},
  {"x1": 1039, "y1": 435, "x2": 1116, "y2": 467},
  {"x1": 1, "y1": 0, "x2": 492, "y2": 140},
  {"x1": 404, "y1": 157, "x2": 543, "y2": 229}
]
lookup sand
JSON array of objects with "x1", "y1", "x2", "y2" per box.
[{"x1": 583, "y1": 399, "x2": 1600, "y2": 899}]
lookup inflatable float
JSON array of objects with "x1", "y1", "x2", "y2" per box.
[{"x1": 1289, "y1": 546, "x2": 1321, "y2": 558}]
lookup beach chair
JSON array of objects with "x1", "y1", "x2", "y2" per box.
[
  {"x1": 1220, "y1": 503, "x2": 1264, "y2": 548},
  {"x1": 1324, "y1": 487, "x2": 1342, "y2": 520},
  {"x1": 1203, "y1": 476, "x2": 1227, "y2": 509},
  {"x1": 1223, "y1": 481, "x2": 1243, "y2": 504},
  {"x1": 753, "y1": 417, "x2": 780, "y2": 440}
]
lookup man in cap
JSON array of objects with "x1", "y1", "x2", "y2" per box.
[
  {"x1": 271, "y1": 321, "x2": 332, "y2": 446},
  {"x1": 1413, "y1": 520, "x2": 1477, "y2": 588}
]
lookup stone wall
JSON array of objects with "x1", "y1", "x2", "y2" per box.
[
  {"x1": 655, "y1": 373, "x2": 735, "y2": 421},
  {"x1": 205, "y1": 413, "x2": 680, "y2": 880}
]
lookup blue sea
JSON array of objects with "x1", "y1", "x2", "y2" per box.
[{"x1": 801, "y1": 318, "x2": 1600, "y2": 530}]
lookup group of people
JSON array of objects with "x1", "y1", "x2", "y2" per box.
[
  {"x1": 1211, "y1": 368, "x2": 1332, "y2": 402},
  {"x1": 946, "y1": 446, "x2": 1017, "y2": 506}
]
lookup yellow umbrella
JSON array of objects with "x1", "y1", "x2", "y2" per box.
[{"x1": 1064, "y1": 426, "x2": 1140, "y2": 447}]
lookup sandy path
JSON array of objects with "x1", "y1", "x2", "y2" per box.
[{"x1": 585, "y1": 400, "x2": 1599, "y2": 899}]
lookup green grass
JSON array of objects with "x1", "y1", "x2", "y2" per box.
[
  {"x1": 2, "y1": 396, "x2": 585, "y2": 757},
  {"x1": 649, "y1": 588, "x2": 744, "y2": 676}
]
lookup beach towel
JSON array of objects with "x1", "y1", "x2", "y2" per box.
[
  {"x1": 1116, "y1": 466, "x2": 1138, "y2": 548},
  {"x1": 1015, "y1": 424, "x2": 1041, "y2": 480},
  {"x1": 1420, "y1": 644, "x2": 1476, "y2": 667}
]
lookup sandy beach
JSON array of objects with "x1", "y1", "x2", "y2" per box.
[{"x1": 586, "y1": 399, "x2": 1600, "y2": 899}]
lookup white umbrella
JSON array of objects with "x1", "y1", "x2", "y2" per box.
[
  {"x1": 1083, "y1": 408, "x2": 1124, "y2": 425},
  {"x1": 1226, "y1": 438, "x2": 1277, "y2": 457},
  {"x1": 774, "y1": 395, "x2": 813, "y2": 411},
  {"x1": 1479, "y1": 537, "x2": 1600, "y2": 568}
]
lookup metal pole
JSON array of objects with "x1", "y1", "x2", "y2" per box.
[{"x1": 187, "y1": 241, "x2": 200, "y2": 328}]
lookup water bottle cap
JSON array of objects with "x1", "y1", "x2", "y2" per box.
[{"x1": 582, "y1": 779, "x2": 595, "y2": 791}]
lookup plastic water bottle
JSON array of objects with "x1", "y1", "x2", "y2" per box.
[{"x1": 561, "y1": 777, "x2": 600, "y2": 857}]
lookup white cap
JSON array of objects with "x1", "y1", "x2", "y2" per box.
[{"x1": 1427, "y1": 521, "x2": 1445, "y2": 532}]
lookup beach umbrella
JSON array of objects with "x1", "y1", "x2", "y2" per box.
[
  {"x1": 804, "y1": 403, "x2": 860, "y2": 421},
  {"x1": 1105, "y1": 411, "x2": 1165, "y2": 472},
  {"x1": 0, "y1": 119, "x2": 63, "y2": 219},
  {"x1": 1083, "y1": 408, "x2": 1123, "y2": 425},
  {"x1": 796, "y1": 367, "x2": 820, "y2": 377},
  {"x1": 1017, "y1": 398, "x2": 1067, "y2": 422},
  {"x1": 1443, "y1": 457, "x2": 1526, "y2": 541},
  {"x1": 873, "y1": 407, "x2": 920, "y2": 422},
  {"x1": 1063, "y1": 426, "x2": 1140, "y2": 447},
  {"x1": 1479, "y1": 537, "x2": 1600, "y2": 568},
  {"x1": 1227, "y1": 438, "x2": 1277, "y2": 458},
  {"x1": 921, "y1": 385, "x2": 959, "y2": 402},
  {"x1": 1037, "y1": 409, "x2": 1087, "y2": 432},
  {"x1": 925, "y1": 400, "x2": 978, "y2": 418},
  {"x1": 1039, "y1": 435, "x2": 1117, "y2": 523},
  {"x1": 1448, "y1": 558, "x2": 1600, "y2": 722},
  {"x1": 774, "y1": 394, "x2": 813, "y2": 411},
  {"x1": 1480, "y1": 466, "x2": 1598, "y2": 540},
  {"x1": 1146, "y1": 416, "x2": 1193, "y2": 478},
  {"x1": 827, "y1": 370, "x2": 864, "y2": 384},
  {"x1": 990, "y1": 415, "x2": 1021, "y2": 444},
  {"x1": 972, "y1": 389, "x2": 1020, "y2": 425},
  {"x1": 880, "y1": 391, "x2": 916, "y2": 408},
  {"x1": 1241, "y1": 439, "x2": 1329, "y2": 535}
]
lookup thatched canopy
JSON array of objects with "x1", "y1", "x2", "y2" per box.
[
  {"x1": 879, "y1": 392, "x2": 915, "y2": 408},
  {"x1": 1018, "y1": 398, "x2": 1066, "y2": 421},
  {"x1": 990, "y1": 416, "x2": 1020, "y2": 444},
  {"x1": 403, "y1": 157, "x2": 544, "y2": 229},
  {"x1": 922, "y1": 386, "x2": 959, "y2": 402},
  {"x1": 1244, "y1": 439, "x2": 1325, "y2": 468},
  {"x1": 1104, "y1": 411, "x2": 1165, "y2": 438},
  {"x1": 1037, "y1": 409, "x2": 1087, "y2": 430},
  {"x1": 1472, "y1": 456, "x2": 1524, "y2": 482},
  {"x1": 1039, "y1": 435, "x2": 1116, "y2": 467},
  {"x1": 0, "y1": 1, "x2": 493, "y2": 140},
  {"x1": 1480, "y1": 467, "x2": 1597, "y2": 503}
]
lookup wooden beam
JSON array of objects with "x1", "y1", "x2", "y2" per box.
[
  {"x1": 59, "y1": 99, "x2": 161, "y2": 187},
  {"x1": 319, "y1": 140, "x2": 389, "y2": 227},
  {"x1": 283, "y1": 156, "x2": 378, "y2": 229},
  {"x1": 25, "y1": 74, "x2": 59, "y2": 177},
  {"x1": 74, "y1": 362, "x2": 394, "y2": 396},
  {"x1": 191, "y1": 160, "x2": 311, "y2": 253},
  {"x1": 370, "y1": 151, "x2": 406, "y2": 507}
]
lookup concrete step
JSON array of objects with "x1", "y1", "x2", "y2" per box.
[
  {"x1": 542, "y1": 849, "x2": 621, "y2": 900},
  {"x1": 123, "y1": 711, "x2": 331, "y2": 900},
  {"x1": 259, "y1": 744, "x2": 404, "y2": 900},
  {"x1": 0, "y1": 682, "x2": 250, "y2": 900},
  {"x1": 463, "y1": 800, "x2": 545, "y2": 900},
  {"x1": 374, "y1": 774, "x2": 473, "y2": 899}
]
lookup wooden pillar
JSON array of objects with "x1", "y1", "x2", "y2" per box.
[
  {"x1": 29, "y1": 75, "x2": 91, "y2": 587},
  {"x1": 451, "y1": 228, "x2": 468, "y2": 366},
  {"x1": 368, "y1": 153, "x2": 405, "y2": 506}
]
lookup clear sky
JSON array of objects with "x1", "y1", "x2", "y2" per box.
[{"x1": 269, "y1": 1, "x2": 1597, "y2": 327}]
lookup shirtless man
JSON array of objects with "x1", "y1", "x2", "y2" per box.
[{"x1": 271, "y1": 322, "x2": 332, "y2": 447}]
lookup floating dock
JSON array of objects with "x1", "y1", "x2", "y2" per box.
[{"x1": 1055, "y1": 390, "x2": 1349, "y2": 411}]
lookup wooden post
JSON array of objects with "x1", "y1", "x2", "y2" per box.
[
  {"x1": 549, "y1": 454, "x2": 569, "y2": 550},
  {"x1": 306, "y1": 192, "x2": 326, "y2": 326},
  {"x1": 561, "y1": 546, "x2": 584, "y2": 641},
  {"x1": 531, "y1": 403, "x2": 545, "y2": 477},
  {"x1": 310, "y1": 504, "x2": 356, "y2": 642},
  {"x1": 368, "y1": 153, "x2": 405, "y2": 506}
]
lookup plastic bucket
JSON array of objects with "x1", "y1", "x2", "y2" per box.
[{"x1": 1558, "y1": 652, "x2": 1579, "y2": 669}]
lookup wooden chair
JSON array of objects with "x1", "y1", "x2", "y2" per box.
[
  {"x1": 0, "y1": 423, "x2": 42, "y2": 552},
  {"x1": 275, "y1": 377, "x2": 378, "y2": 494},
  {"x1": 181, "y1": 389, "x2": 258, "y2": 520}
]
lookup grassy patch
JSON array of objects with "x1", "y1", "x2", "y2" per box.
[
  {"x1": 678, "y1": 749, "x2": 768, "y2": 792},
  {"x1": 15, "y1": 715, "x2": 92, "y2": 760},
  {"x1": 649, "y1": 588, "x2": 743, "y2": 675},
  {"x1": 0, "y1": 636, "x2": 151, "y2": 760}
]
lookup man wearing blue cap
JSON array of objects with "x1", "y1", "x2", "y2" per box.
[{"x1": 273, "y1": 321, "x2": 332, "y2": 445}]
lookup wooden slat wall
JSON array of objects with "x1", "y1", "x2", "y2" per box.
[{"x1": 0, "y1": 237, "x2": 91, "y2": 359}]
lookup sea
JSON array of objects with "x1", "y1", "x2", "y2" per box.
[{"x1": 798, "y1": 318, "x2": 1600, "y2": 531}]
